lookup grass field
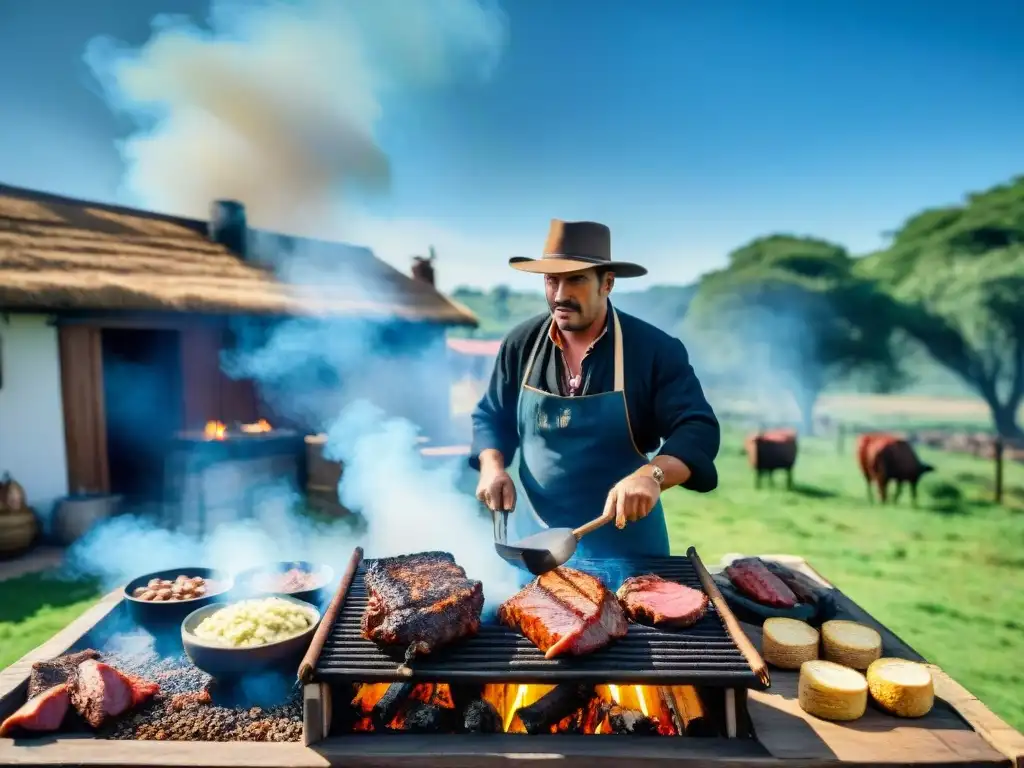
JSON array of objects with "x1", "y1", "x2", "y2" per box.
[
  {"x1": 667, "y1": 428, "x2": 1024, "y2": 731},
  {"x1": 1, "y1": 405, "x2": 1022, "y2": 734}
]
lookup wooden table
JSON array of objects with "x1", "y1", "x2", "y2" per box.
[{"x1": 0, "y1": 554, "x2": 1021, "y2": 768}]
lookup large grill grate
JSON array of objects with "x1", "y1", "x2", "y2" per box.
[{"x1": 309, "y1": 549, "x2": 767, "y2": 688}]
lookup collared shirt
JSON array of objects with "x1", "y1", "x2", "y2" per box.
[
  {"x1": 469, "y1": 302, "x2": 721, "y2": 493},
  {"x1": 551, "y1": 318, "x2": 608, "y2": 396}
]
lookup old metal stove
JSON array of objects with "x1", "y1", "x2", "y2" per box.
[
  {"x1": 298, "y1": 546, "x2": 769, "y2": 746},
  {"x1": 162, "y1": 420, "x2": 305, "y2": 536}
]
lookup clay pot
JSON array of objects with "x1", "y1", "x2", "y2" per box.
[
  {"x1": 0, "y1": 506, "x2": 37, "y2": 559},
  {"x1": 0, "y1": 472, "x2": 26, "y2": 512}
]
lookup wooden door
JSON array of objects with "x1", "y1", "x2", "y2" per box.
[{"x1": 58, "y1": 325, "x2": 110, "y2": 494}]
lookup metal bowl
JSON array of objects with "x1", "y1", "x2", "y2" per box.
[
  {"x1": 233, "y1": 560, "x2": 335, "y2": 606},
  {"x1": 123, "y1": 567, "x2": 235, "y2": 628},
  {"x1": 180, "y1": 595, "x2": 321, "y2": 679}
]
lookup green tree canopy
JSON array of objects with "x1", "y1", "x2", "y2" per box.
[
  {"x1": 858, "y1": 175, "x2": 1024, "y2": 436},
  {"x1": 684, "y1": 235, "x2": 901, "y2": 431}
]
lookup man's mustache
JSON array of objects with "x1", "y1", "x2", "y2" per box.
[{"x1": 552, "y1": 301, "x2": 581, "y2": 312}]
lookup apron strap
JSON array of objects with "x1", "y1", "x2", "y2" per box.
[
  {"x1": 612, "y1": 309, "x2": 624, "y2": 393},
  {"x1": 521, "y1": 318, "x2": 550, "y2": 389},
  {"x1": 521, "y1": 309, "x2": 624, "y2": 392}
]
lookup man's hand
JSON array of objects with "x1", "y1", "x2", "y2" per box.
[
  {"x1": 605, "y1": 470, "x2": 661, "y2": 529},
  {"x1": 476, "y1": 459, "x2": 516, "y2": 512}
]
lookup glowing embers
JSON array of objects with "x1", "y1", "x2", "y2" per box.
[
  {"x1": 203, "y1": 419, "x2": 273, "y2": 441},
  {"x1": 345, "y1": 681, "x2": 709, "y2": 735}
]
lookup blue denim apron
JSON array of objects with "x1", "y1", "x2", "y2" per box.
[{"x1": 513, "y1": 308, "x2": 670, "y2": 557}]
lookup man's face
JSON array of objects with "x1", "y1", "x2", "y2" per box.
[{"x1": 544, "y1": 268, "x2": 614, "y2": 332}]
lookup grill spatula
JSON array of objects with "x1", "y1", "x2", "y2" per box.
[{"x1": 493, "y1": 507, "x2": 616, "y2": 576}]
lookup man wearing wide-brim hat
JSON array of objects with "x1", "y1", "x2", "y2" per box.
[{"x1": 471, "y1": 219, "x2": 720, "y2": 558}]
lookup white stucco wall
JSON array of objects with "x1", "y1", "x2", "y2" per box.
[{"x1": 0, "y1": 314, "x2": 68, "y2": 519}]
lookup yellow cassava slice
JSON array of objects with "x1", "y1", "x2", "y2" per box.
[
  {"x1": 821, "y1": 620, "x2": 882, "y2": 670},
  {"x1": 866, "y1": 658, "x2": 935, "y2": 718},
  {"x1": 798, "y1": 660, "x2": 868, "y2": 721},
  {"x1": 761, "y1": 617, "x2": 819, "y2": 669}
]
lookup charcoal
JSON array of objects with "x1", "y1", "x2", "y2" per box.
[
  {"x1": 393, "y1": 702, "x2": 452, "y2": 733},
  {"x1": 462, "y1": 699, "x2": 502, "y2": 733},
  {"x1": 449, "y1": 683, "x2": 484, "y2": 715},
  {"x1": 372, "y1": 682, "x2": 415, "y2": 730},
  {"x1": 517, "y1": 684, "x2": 594, "y2": 735},
  {"x1": 608, "y1": 705, "x2": 658, "y2": 735}
]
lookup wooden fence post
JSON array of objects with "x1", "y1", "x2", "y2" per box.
[{"x1": 994, "y1": 436, "x2": 1004, "y2": 505}]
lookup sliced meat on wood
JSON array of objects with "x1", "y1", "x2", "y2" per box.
[
  {"x1": 0, "y1": 684, "x2": 70, "y2": 737},
  {"x1": 68, "y1": 659, "x2": 160, "y2": 729},
  {"x1": 615, "y1": 574, "x2": 710, "y2": 627},
  {"x1": 27, "y1": 649, "x2": 101, "y2": 698},
  {"x1": 498, "y1": 567, "x2": 627, "y2": 659},
  {"x1": 725, "y1": 558, "x2": 797, "y2": 608},
  {"x1": 361, "y1": 552, "x2": 484, "y2": 660}
]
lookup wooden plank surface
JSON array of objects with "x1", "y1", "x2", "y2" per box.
[
  {"x1": 719, "y1": 554, "x2": 1022, "y2": 767},
  {"x1": 0, "y1": 735, "x2": 771, "y2": 768}
]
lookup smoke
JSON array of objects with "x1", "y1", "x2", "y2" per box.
[
  {"x1": 83, "y1": 0, "x2": 507, "y2": 234},
  {"x1": 67, "y1": 0, "x2": 521, "y2": 615}
]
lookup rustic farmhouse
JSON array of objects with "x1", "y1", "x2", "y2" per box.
[{"x1": 0, "y1": 183, "x2": 477, "y2": 526}]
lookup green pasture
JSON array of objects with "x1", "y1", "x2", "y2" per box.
[{"x1": 668, "y1": 428, "x2": 1024, "y2": 731}]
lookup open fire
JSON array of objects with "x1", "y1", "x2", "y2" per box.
[
  {"x1": 342, "y1": 682, "x2": 710, "y2": 736},
  {"x1": 203, "y1": 419, "x2": 273, "y2": 440}
]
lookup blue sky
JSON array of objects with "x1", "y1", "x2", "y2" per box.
[{"x1": 1, "y1": 0, "x2": 1022, "y2": 290}]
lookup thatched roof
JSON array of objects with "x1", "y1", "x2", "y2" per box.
[{"x1": 0, "y1": 184, "x2": 477, "y2": 326}]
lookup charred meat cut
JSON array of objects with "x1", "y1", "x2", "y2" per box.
[
  {"x1": 498, "y1": 567, "x2": 628, "y2": 658},
  {"x1": 68, "y1": 659, "x2": 160, "y2": 729},
  {"x1": 27, "y1": 649, "x2": 101, "y2": 698},
  {"x1": 616, "y1": 574, "x2": 709, "y2": 627},
  {"x1": 0, "y1": 684, "x2": 70, "y2": 737},
  {"x1": 725, "y1": 558, "x2": 798, "y2": 608},
  {"x1": 361, "y1": 552, "x2": 484, "y2": 659}
]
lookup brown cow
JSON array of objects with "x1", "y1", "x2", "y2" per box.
[
  {"x1": 746, "y1": 429, "x2": 798, "y2": 490},
  {"x1": 856, "y1": 432, "x2": 935, "y2": 506}
]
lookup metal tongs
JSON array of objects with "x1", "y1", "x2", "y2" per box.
[{"x1": 491, "y1": 506, "x2": 615, "y2": 576}]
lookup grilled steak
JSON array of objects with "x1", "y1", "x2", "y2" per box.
[
  {"x1": 0, "y1": 684, "x2": 70, "y2": 737},
  {"x1": 27, "y1": 649, "x2": 101, "y2": 698},
  {"x1": 498, "y1": 566, "x2": 627, "y2": 658},
  {"x1": 68, "y1": 660, "x2": 159, "y2": 729},
  {"x1": 616, "y1": 574, "x2": 709, "y2": 627},
  {"x1": 361, "y1": 551, "x2": 484, "y2": 660}
]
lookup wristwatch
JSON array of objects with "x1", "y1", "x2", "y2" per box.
[{"x1": 646, "y1": 464, "x2": 665, "y2": 486}]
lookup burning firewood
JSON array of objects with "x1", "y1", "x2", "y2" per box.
[
  {"x1": 370, "y1": 682, "x2": 415, "y2": 730},
  {"x1": 668, "y1": 686, "x2": 712, "y2": 737},
  {"x1": 516, "y1": 684, "x2": 594, "y2": 735},
  {"x1": 607, "y1": 705, "x2": 659, "y2": 735},
  {"x1": 389, "y1": 701, "x2": 452, "y2": 733}
]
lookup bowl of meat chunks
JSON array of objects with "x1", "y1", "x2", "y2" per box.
[{"x1": 123, "y1": 567, "x2": 234, "y2": 626}]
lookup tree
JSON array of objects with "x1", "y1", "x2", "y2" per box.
[
  {"x1": 858, "y1": 176, "x2": 1024, "y2": 437},
  {"x1": 683, "y1": 235, "x2": 901, "y2": 432},
  {"x1": 491, "y1": 284, "x2": 511, "y2": 321}
]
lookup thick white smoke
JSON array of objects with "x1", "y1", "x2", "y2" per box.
[
  {"x1": 83, "y1": 0, "x2": 507, "y2": 235},
  {"x1": 69, "y1": 0, "x2": 522, "y2": 613}
]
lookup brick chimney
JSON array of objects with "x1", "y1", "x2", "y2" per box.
[
  {"x1": 411, "y1": 246, "x2": 436, "y2": 286},
  {"x1": 208, "y1": 200, "x2": 247, "y2": 258}
]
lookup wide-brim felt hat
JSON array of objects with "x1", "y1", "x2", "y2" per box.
[{"x1": 509, "y1": 219, "x2": 647, "y2": 278}]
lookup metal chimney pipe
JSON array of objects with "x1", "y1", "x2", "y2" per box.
[{"x1": 208, "y1": 200, "x2": 247, "y2": 258}]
